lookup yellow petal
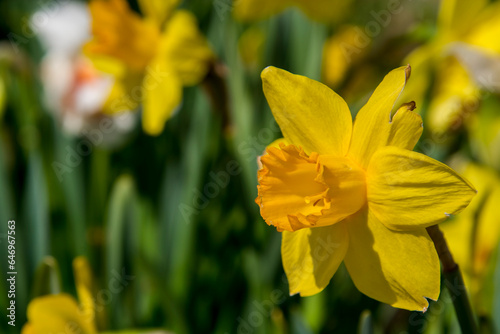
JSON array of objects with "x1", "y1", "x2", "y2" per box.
[
  {"x1": 137, "y1": 0, "x2": 178, "y2": 26},
  {"x1": 158, "y1": 10, "x2": 213, "y2": 86},
  {"x1": 85, "y1": 56, "x2": 144, "y2": 115},
  {"x1": 233, "y1": 0, "x2": 288, "y2": 22},
  {"x1": 102, "y1": 78, "x2": 141, "y2": 115},
  {"x1": 26, "y1": 294, "x2": 96, "y2": 334},
  {"x1": 73, "y1": 257, "x2": 95, "y2": 325},
  {"x1": 282, "y1": 222, "x2": 348, "y2": 296},
  {"x1": 387, "y1": 102, "x2": 422, "y2": 151},
  {"x1": 142, "y1": 58, "x2": 182, "y2": 135},
  {"x1": 344, "y1": 207, "x2": 440, "y2": 311},
  {"x1": 366, "y1": 146, "x2": 476, "y2": 231},
  {"x1": 256, "y1": 144, "x2": 365, "y2": 232},
  {"x1": 87, "y1": 0, "x2": 160, "y2": 71},
  {"x1": 348, "y1": 65, "x2": 410, "y2": 169},
  {"x1": 261, "y1": 66, "x2": 352, "y2": 156}
]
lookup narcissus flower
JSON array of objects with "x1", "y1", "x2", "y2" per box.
[
  {"x1": 22, "y1": 257, "x2": 165, "y2": 334},
  {"x1": 441, "y1": 161, "x2": 500, "y2": 312},
  {"x1": 256, "y1": 66, "x2": 476, "y2": 311},
  {"x1": 86, "y1": 0, "x2": 214, "y2": 135},
  {"x1": 233, "y1": 0, "x2": 352, "y2": 23},
  {"x1": 22, "y1": 257, "x2": 97, "y2": 334},
  {"x1": 34, "y1": 1, "x2": 136, "y2": 140},
  {"x1": 401, "y1": 0, "x2": 500, "y2": 133}
]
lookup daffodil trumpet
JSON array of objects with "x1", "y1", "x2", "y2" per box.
[{"x1": 255, "y1": 65, "x2": 477, "y2": 319}]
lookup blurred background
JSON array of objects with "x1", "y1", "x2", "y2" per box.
[{"x1": 1, "y1": 0, "x2": 500, "y2": 333}]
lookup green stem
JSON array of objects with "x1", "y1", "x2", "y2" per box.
[{"x1": 426, "y1": 225, "x2": 478, "y2": 334}]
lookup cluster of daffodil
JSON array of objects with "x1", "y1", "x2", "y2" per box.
[
  {"x1": 85, "y1": 0, "x2": 214, "y2": 135},
  {"x1": 15, "y1": 0, "x2": 500, "y2": 332}
]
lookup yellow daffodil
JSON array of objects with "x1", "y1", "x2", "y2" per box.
[
  {"x1": 233, "y1": 0, "x2": 352, "y2": 23},
  {"x1": 23, "y1": 257, "x2": 165, "y2": 334},
  {"x1": 86, "y1": 0, "x2": 214, "y2": 135},
  {"x1": 441, "y1": 162, "x2": 500, "y2": 312},
  {"x1": 22, "y1": 257, "x2": 97, "y2": 334},
  {"x1": 256, "y1": 65, "x2": 476, "y2": 311},
  {"x1": 401, "y1": 0, "x2": 500, "y2": 133}
]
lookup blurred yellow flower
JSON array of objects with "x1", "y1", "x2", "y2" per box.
[
  {"x1": 401, "y1": 0, "x2": 500, "y2": 133},
  {"x1": 233, "y1": 0, "x2": 352, "y2": 23},
  {"x1": 322, "y1": 25, "x2": 371, "y2": 89},
  {"x1": 22, "y1": 257, "x2": 97, "y2": 334},
  {"x1": 86, "y1": 0, "x2": 214, "y2": 135},
  {"x1": 256, "y1": 65, "x2": 476, "y2": 311},
  {"x1": 441, "y1": 162, "x2": 500, "y2": 311}
]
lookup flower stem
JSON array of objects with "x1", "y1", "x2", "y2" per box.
[{"x1": 426, "y1": 225, "x2": 479, "y2": 334}]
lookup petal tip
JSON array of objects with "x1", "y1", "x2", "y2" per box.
[
  {"x1": 261, "y1": 66, "x2": 278, "y2": 80},
  {"x1": 407, "y1": 101, "x2": 416, "y2": 111},
  {"x1": 405, "y1": 64, "x2": 411, "y2": 81}
]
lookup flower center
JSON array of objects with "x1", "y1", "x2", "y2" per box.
[{"x1": 256, "y1": 143, "x2": 366, "y2": 232}]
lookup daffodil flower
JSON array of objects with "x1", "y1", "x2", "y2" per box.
[
  {"x1": 441, "y1": 162, "x2": 500, "y2": 312},
  {"x1": 22, "y1": 257, "x2": 165, "y2": 334},
  {"x1": 33, "y1": 1, "x2": 136, "y2": 139},
  {"x1": 86, "y1": 0, "x2": 214, "y2": 135},
  {"x1": 233, "y1": 0, "x2": 352, "y2": 23},
  {"x1": 401, "y1": 0, "x2": 500, "y2": 133},
  {"x1": 256, "y1": 65, "x2": 476, "y2": 311},
  {"x1": 22, "y1": 257, "x2": 97, "y2": 334}
]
